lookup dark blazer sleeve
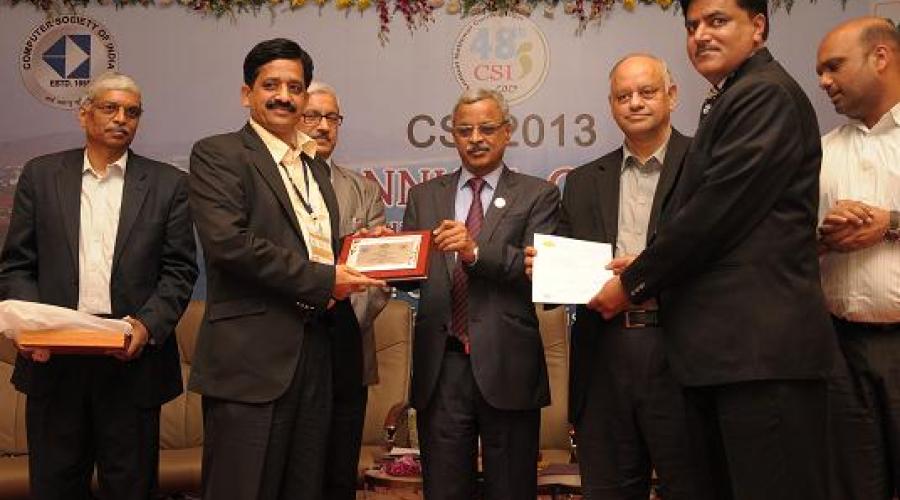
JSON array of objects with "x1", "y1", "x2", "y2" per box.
[
  {"x1": 0, "y1": 161, "x2": 41, "y2": 302},
  {"x1": 621, "y1": 79, "x2": 813, "y2": 302},
  {"x1": 132, "y1": 172, "x2": 198, "y2": 345},
  {"x1": 188, "y1": 136, "x2": 335, "y2": 308},
  {"x1": 469, "y1": 181, "x2": 560, "y2": 291}
]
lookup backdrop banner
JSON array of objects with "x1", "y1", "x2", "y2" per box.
[{"x1": 0, "y1": 1, "x2": 887, "y2": 295}]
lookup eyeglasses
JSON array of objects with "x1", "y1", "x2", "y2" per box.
[
  {"x1": 301, "y1": 112, "x2": 343, "y2": 126},
  {"x1": 452, "y1": 122, "x2": 507, "y2": 139},
  {"x1": 92, "y1": 101, "x2": 143, "y2": 120},
  {"x1": 613, "y1": 87, "x2": 662, "y2": 104}
]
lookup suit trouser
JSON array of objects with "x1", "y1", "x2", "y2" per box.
[
  {"x1": 574, "y1": 326, "x2": 698, "y2": 500},
  {"x1": 684, "y1": 379, "x2": 828, "y2": 500},
  {"x1": 200, "y1": 321, "x2": 333, "y2": 500},
  {"x1": 417, "y1": 349, "x2": 541, "y2": 500},
  {"x1": 828, "y1": 319, "x2": 900, "y2": 500},
  {"x1": 324, "y1": 315, "x2": 367, "y2": 500},
  {"x1": 26, "y1": 356, "x2": 161, "y2": 500}
]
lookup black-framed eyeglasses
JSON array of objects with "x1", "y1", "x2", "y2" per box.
[
  {"x1": 92, "y1": 101, "x2": 143, "y2": 120},
  {"x1": 301, "y1": 112, "x2": 343, "y2": 126},
  {"x1": 452, "y1": 121, "x2": 507, "y2": 139}
]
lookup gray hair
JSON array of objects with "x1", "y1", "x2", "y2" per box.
[
  {"x1": 306, "y1": 81, "x2": 342, "y2": 111},
  {"x1": 452, "y1": 88, "x2": 510, "y2": 123},
  {"x1": 79, "y1": 71, "x2": 141, "y2": 108},
  {"x1": 608, "y1": 53, "x2": 675, "y2": 91}
]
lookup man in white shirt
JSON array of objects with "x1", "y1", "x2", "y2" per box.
[
  {"x1": 188, "y1": 39, "x2": 384, "y2": 500},
  {"x1": 816, "y1": 16, "x2": 900, "y2": 500},
  {"x1": 298, "y1": 81, "x2": 391, "y2": 500},
  {"x1": 0, "y1": 72, "x2": 198, "y2": 500}
]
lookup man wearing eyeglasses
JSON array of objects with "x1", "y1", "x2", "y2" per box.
[
  {"x1": 528, "y1": 54, "x2": 696, "y2": 500},
  {"x1": 399, "y1": 88, "x2": 559, "y2": 499},
  {"x1": 0, "y1": 71, "x2": 198, "y2": 500},
  {"x1": 297, "y1": 81, "x2": 390, "y2": 500}
]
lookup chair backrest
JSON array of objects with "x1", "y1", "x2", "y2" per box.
[
  {"x1": 361, "y1": 299, "x2": 413, "y2": 446},
  {"x1": 0, "y1": 335, "x2": 28, "y2": 454},
  {"x1": 159, "y1": 300, "x2": 205, "y2": 450},
  {"x1": 538, "y1": 305, "x2": 571, "y2": 451}
]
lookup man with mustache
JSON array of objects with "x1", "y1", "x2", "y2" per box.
[
  {"x1": 591, "y1": 1, "x2": 834, "y2": 499},
  {"x1": 400, "y1": 88, "x2": 559, "y2": 499},
  {"x1": 297, "y1": 81, "x2": 391, "y2": 500},
  {"x1": 815, "y1": 17, "x2": 900, "y2": 500},
  {"x1": 0, "y1": 71, "x2": 198, "y2": 500},
  {"x1": 187, "y1": 38, "x2": 384, "y2": 500},
  {"x1": 528, "y1": 53, "x2": 696, "y2": 500}
]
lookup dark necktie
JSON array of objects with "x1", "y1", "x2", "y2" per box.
[{"x1": 450, "y1": 177, "x2": 486, "y2": 352}]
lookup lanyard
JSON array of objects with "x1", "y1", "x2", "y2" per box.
[{"x1": 278, "y1": 159, "x2": 314, "y2": 216}]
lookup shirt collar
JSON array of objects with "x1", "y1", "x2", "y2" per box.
[
  {"x1": 82, "y1": 150, "x2": 128, "y2": 177},
  {"x1": 621, "y1": 132, "x2": 669, "y2": 172},
  {"x1": 249, "y1": 119, "x2": 318, "y2": 164},
  {"x1": 851, "y1": 101, "x2": 900, "y2": 134},
  {"x1": 458, "y1": 164, "x2": 503, "y2": 192}
]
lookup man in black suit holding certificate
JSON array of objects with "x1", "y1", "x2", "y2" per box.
[{"x1": 592, "y1": 1, "x2": 834, "y2": 499}]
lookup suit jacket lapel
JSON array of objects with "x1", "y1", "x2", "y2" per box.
[
  {"x1": 648, "y1": 130, "x2": 689, "y2": 235},
  {"x1": 479, "y1": 166, "x2": 517, "y2": 243},
  {"x1": 240, "y1": 125, "x2": 307, "y2": 249},
  {"x1": 56, "y1": 150, "x2": 84, "y2": 271},
  {"x1": 434, "y1": 170, "x2": 459, "y2": 283},
  {"x1": 595, "y1": 150, "x2": 621, "y2": 241},
  {"x1": 306, "y1": 154, "x2": 342, "y2": 256},
  {"x1": 112, "y1": 153, "x2": 149, "y2": 270}
]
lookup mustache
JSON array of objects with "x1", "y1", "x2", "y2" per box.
[
  {"x1": 106, "y1": 125, "x2": 130, "y2": 135},
  {"x1": 265, "y1": 100, "x2": 297, "y2": 112},
  {"x1": 466, "y1": 144, "x2": 490, "y2": 154},
  {"x1": 695, "y1": 44, "x2": 718, "y2": 56},
  {"x1": 309, "y1": 132, "x2": 330, "y2": 140}
]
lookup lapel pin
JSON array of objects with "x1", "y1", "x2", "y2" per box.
[{"x1": 494, "y1": 197, "x2": 506, "y2": 209}]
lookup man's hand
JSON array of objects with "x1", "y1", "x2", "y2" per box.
[
  {"x1": 14, "y1": 339, "x2": 51, "y2": 363},
  {"x1": 332, "y1": 265, "x2": 387, "y2": 302},
  {"x1": 819, "y1": 200, "x2": 889, "y2": 252},
  {"x1": 587, "y1": 276, "x2": 631, "y2": 319},
  {"x1": 433, "y1": 220, "x2": 477, "y2": 264},
  {"x1": 606, "y1": 255, "x2": 636, "y2": 275},
  {"x1": 524, "y1": 246, "x2": 537, "y2": 280},
  {"x1": 113, "y1": 317, "x2": 149, "y2": 361},
  {"x1": 355, "y1": 225, "x2": 395, "y2": 238}
]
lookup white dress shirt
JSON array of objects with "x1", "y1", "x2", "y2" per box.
[
  {"x1": 77, "y1": 150, "x2": 127, "y2": 314},
  {"x1": 249, "y1": 119, "x2": 333, "y2": 264},
  {"x1": 819, "y1": 102, "x2": 900, "y2": 323}
]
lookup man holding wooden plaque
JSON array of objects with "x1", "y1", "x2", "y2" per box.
[{"x1": 0, "y1": 72, "x2": 198, "y2": 500}]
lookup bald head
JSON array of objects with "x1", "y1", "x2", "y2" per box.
[
  {"x1": 817, "y1": 16, "x2": 900, "y2": 127},
  {"x1": 608, "y1": 53, "x2": 678, "y2": 150}
]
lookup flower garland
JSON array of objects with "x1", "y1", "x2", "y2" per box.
[{"x1": 7, "y1": 0, "x2": 848, "y2": 42}]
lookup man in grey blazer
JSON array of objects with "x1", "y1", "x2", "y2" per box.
[
  {"x1": 400, "y1": 89, "x2": 560, "y2": 499},
  {"x1": 298, "y1": 81, "x2": 390, "y2": 500}
]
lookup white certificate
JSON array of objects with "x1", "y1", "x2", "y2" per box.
[{"x1": 531, "y1": 234, "x2": 614, "y2": 304}]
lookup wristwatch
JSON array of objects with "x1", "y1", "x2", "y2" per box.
[{"x1": 886, "y1": 210, "x2": 900, "y2": 242}]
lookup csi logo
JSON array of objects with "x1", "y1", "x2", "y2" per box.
[
  {"x1": 452, "y1": 14, "x2": 550, "y2": 105},
  {"x1": 20, "y1": 16, "x2": 119, "y2": 109}
]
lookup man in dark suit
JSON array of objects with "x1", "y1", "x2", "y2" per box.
[
  {"x1": 0, "y1": 71, "x2": 197, "y2": 500},
  {"x1": 592, "y1": 1, "x2": 834, "y2": 499},
  {"x1": 298, "y1": 81, "x2": 390, "y2": 500},
  {"x1": 400, "y1": 88, "x2": 559, "y2": 500},
  {"x1": 537, "y1": 54, "x2": 696, "y2": 500},
  {"x1": 188, "y1": 39, "x2": 384, "y2": 500}
]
